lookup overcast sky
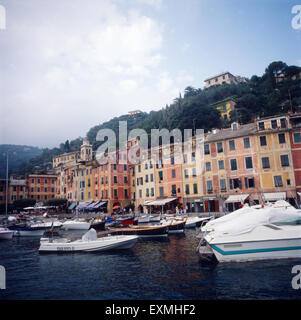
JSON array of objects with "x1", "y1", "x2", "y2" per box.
[{"x1": 0, "y1": 0, "x2": 300, "y2": 148}]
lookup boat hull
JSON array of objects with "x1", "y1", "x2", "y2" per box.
[
  {"x1": 0, "y1": 229, "x2": 14, "y2": 239},
  {"x1": 108, "y1": 225, "x2": 168, "y2": 238},
  {"x1": 209, "y1": 238, "x2": 301, "y2": 262},
  {"x1": 9, "y1": 227, "x2": 45, "y2": 237},
  {"x1": 62, "y1": 221, "x2": 91, "y2": 230},
  {"x1": 39, "y1": 235, "x2": 138, "y2": 253}
]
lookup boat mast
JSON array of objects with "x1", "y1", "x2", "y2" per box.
[{"x1": 5, "y1": 151, "x2": 8, "y2": 217}]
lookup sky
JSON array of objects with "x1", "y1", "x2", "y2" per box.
[{"x1": 0, "y1": 0, "x2": 300, "y2": 148}]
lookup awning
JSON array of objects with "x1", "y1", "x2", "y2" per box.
[
  {"x1": 76, "y1": 201, "x2": 94, "y2": 210},
  {"x1": 112, "y1": 205, "x2": 120, "y2": 210},
  {"x1": 68, "y1": 202, "x2": 77, "y2": 210},
  {"x1": 144, "y1": 197, "x2": 177, "y2": 206},
  {"x1": 263, "y1": 192, "x2": 286, "y2": 201},
  {"x1": 224, "y1": 194, "x2": 249, "y2": 204},
  {"x1": 91, "y1": 201, "x2": 107, "y2": 209}
]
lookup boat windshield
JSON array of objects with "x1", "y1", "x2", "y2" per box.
[{"x1": 274, "y1": 217, "x2": 301, "y2": 226}]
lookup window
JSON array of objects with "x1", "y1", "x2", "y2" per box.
[
  {"x1": 105, "y1": 190, "x2": 108, "y2": 198},
  {"x1": 280, "y1": 155, "x2": 289, "y2": 167},
  {"x1": 159, "y1": 187, "x2": 164, "y2": 197},
  {"x1": 245, "y1": 177, "x2": 255, "y2": 188},
  {"x1": 217, "y1": 142, "x2": 223, "y2": 153},
  {"x1": 243, "y1": 137, "x2": 250, "y2": 149},
  {"x1": 139, "y1": 190, "x2": 142, "y2": 198},
  {"x1": 280, "y1": 118, "x2": 287, "y2": 128},
  {"x1": 184, "y1": 169, "x2": 189, "y2": 179},
  {"x1": 171, "y1": 184, "x2": 177, "y2": 196},
  {"x1": 229, "y1": 140, "x2": 235, "y2": 151},
  {"x1": 124, "y1": 176, "x2": 128, "y2": 184},
  {"x1": 44, "y1": 179, "x2": 48, "y2": 184},
  {"x1": 260, "y1": 136, "x2": 267, "y2": 146},
  {"x1": 287, "y1": 179, "x2": 291, "y2": 186},
  {"x1": 271, "y1": 119, "x2": 277, "y2": 129},
  {"x1": 220, "y1": 179, "x2": 226, "y2": 191},
  {"x1": 262, "y1": 157, "x2": 270, "y2": 169},
  {"x1": 172, "y1": 169, "x2": 176, "y2": 178},
  {"x1": 206, "y1": 180, "x2": 213, "y2": 193},
  {"x1": 124, "y1": 189, "x2": 128, "y2": 198},
  {"x1": 204, "y1": 144, "x2": 210, "y2": 155},
  {"x1": 193, "y1": 183, "x2": 198, "y2": 194},
  {"x1": 171, "y1": 156, "x2": 175, "y2": 165},
  {"x1": 205, "y1": 162, "x2": 211, "y2": 171},
  {"x1": 44, "y1": 188, "x2": 47, "y2": 192},
  {"x1": 192, "y1": 167, "x2": 197, "y2": 178},
  {"x1": 146, "y1": 188, "x2": 149, "y2": 197},
  {"x1": 149, "y1": 161, "x2": 153, "y2": 169},
  {"x1": 191, "y1": 152, "x2": 195, "y2": 162},
  {"x1": 150, "y1": 174, "x2": 154, "y2": 182},
  {"x1": 218, "y1": 160, "x2": 224, "y2": 170},
  {"x1": 230, "y1": 159, "x2": 237, "y2": 171},
  {"x1": 151, "y1": 188, "x2": 154, "y2": 197},
  {"x1": 114, "y1": 189, "x2": 118, "y2": 198},
  {"x1": 229, "y1": 178, "x2": 242, "y2": 189},
  {"x1": 124, "y1": 164, "x2": 127, "y2": 171},
  {"x1": 245, "y1": 156, "x2": 253, "y2": 169},
  {"x1": 31, "y1": 178, "x2": 34, "y2": 183},
  {"x1": 183, "y1": 154, "x2": 188, "y2": 164},
  {"x1": 274, "y1": 175, "x2": 283, "y2": 187},
  {"x1": 138, "y1": 165, "x2": 141, "y2": 173},
  {"x1": 222, "y1": 104, "x2": 226, "y2": 111},
  {"x1": 114, "y1": 176, "x2": 117, "y2": 184},
  {"x1": 159, "y1": 171, "x2": 163, "y2": 181},
  {"x1": 113, "y1": 164, "x2": 117, "y2": 170},
  {"x1": 185, "y1": 184, "x2": 190, "y2": 195},
  {"x1": 145, "y1": 174, "x2": 149, "y2": 183},
  {"x1": 278, "y1": 133, "x2": 286, "y2": 144},
  {"x1": 293, "y1": 132, "x2": 301, "y2": 143},
  {"x1": 258, "y1": 122, "x2": 265, "y2": 130},
  {"x1": 38, "y1": 179, "x2": 40, "y2": 183},
  {"x1": 145, "y1": 162, "x2": 148, "y2": 170}
]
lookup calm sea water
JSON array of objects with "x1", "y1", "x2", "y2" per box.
[{"x1": 0, "y1": 229, "x2": 300, "y2": 300}]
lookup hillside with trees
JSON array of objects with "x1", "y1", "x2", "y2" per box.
[{"x1": 13, "y1": 61, "x2": 301, "y2": 177}]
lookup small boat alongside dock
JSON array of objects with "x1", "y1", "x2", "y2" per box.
[
  {"x1": 0, "y1": 227, "x2": 14, "y2": 240},
  {"x1": 39, "y1": 229, "x2": 138, "y2": 253},
  {"x1": 108, "y1": 224, "x2": 168, "y2": 238}
]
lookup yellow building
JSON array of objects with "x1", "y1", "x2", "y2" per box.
[
  {"x1": 255, "y1": 115, "x2": 296, "y2": 203},
  {"x1": 182, "y1": 139, "x2": 203, "y2": 212},
  {"x1": 210, "y1": 97, "x2": 236, "y2": 121},
  {"x1": 135, "y1": 155, "x2": 156, "y2": 213}
]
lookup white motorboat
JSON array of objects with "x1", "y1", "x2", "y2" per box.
[
  {"x1": 185, "y1": 216, "x2": 212, "y2": 228},
  {"x1": 30, "y1": 220, "x2": 63, "y2": 230},
  {"x1": 62, "y1": 219, "x2": 91, "y2": 230},
  {"x1": 8, "y1": 226, "x2": 45, "y2": 237},
  {"x1": 38, "y1": 228, "x2": 138, "y2": 253},
  {"x1": 201, "y1": 201, "x2": 301, "y2": 262},
  {"x1": 0, "y1": 227, "x2": 14, "y2": 240}
]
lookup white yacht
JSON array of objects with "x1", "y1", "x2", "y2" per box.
[{"x1": 200, "y1": 201, "x2": 301, "y2": 262}]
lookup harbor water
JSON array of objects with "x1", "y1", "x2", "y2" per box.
[{"x1": 0, "y1": 229, "x2": 300, "y2": 300}]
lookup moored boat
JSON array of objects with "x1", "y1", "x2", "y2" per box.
[
  {"x1": 164, "y1": 218, "x2": 187, "y2": 234},
  {"x1": 0, "y1": 227, "x2": 14, "y2": 240},
  {"x1": 62, "y1": 219, "x2": 91, "y2": 230},
  {"x1": 38, "y1": 228, "x2": 138, "y2": 253},
  {"x1": 8, "y1": 225, "x2": 45, "y2": 237},
  {"x1": 90, "y1": 218, "x2": 106, "y2": 231},
  {"x1": 201, "y1": 201, "x2": 301, "y2": 263},
  {"x1": 108, "y1": 224, "x2": 168, "y2": 238},
  {"x1": 185, "y1": 216, "x2": 212, "y2": 228}
]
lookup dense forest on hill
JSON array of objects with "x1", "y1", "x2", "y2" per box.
[
  {"x1": 9, "y1": 61, "x2": 301, "y2": 177},
  {"x1": 0, "y1": 145, "x2": 42, "y2": 178}
]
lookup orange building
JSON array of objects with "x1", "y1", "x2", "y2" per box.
[{"x1": 27, "y1": 174, "x2": 57, "y2": 202}]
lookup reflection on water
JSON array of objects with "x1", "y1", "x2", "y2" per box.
[{"x1": 0, "y1": 229, "x2": 300, "y2": 300}]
